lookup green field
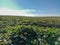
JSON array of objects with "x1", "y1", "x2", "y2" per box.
[{"x1": 0, "y1": 16, "x2": 60, "y2": 45}]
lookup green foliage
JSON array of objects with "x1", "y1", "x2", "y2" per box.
[{"x1": 0, "y1": 16, "x2": 60, "y2": 45}]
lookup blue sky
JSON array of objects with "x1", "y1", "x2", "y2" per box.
[
  {"x1": 15, "y1": 0, "x2": 60, "y2": 14},
  {"x1": 0, "y1": 0, "x2": 60, "y2": 16}
]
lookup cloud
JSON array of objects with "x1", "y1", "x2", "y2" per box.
[
  {"x1": 0, "y1": 8, "x2": 60, "y2": 17},
  {"x1": 38, "y1": 14, "x2": 60, "y2": 17},
  {"x1": 24, "y1": 9, "x2": 36, "y2": 12},
  {"x1": 35, "y1": 9, "x2": 60, "y2": 13},
  {"x1": 0, "y1": 8, "x2": 37, "y2": 17}
]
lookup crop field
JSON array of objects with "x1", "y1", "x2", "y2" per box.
[{"x1": 0, "y1": 16, "x2": 60, "y2": 45}]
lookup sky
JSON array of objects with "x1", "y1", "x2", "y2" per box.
[{"x1": 0, "y1": 0, "x2": 60, "y2": 17}]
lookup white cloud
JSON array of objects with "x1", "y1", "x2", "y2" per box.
[
  {"x1": 24, "y1": 9, "x2": 36, "y2": 12},
  {"x1": 0, "y1": 8, "x2": 60, "y2": 17},
  {"x1": 38, "y1": 14, "x2": 60, "y2": 17},
  {"x1": 0, "y1": 8, "x2": 37, "y2": 17}
]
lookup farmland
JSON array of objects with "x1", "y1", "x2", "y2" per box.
[{"x1": 0, "y1": 16, "x2": 60, "y2": 45}]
